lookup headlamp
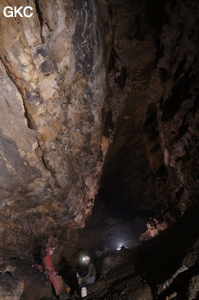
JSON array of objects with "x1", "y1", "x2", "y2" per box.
[
  {"x1": 81, "y1": 256, "x2": 90, "y2": 262},
  {"x1": 117, "y1": 244, "x2": 129, "y2": 251}
]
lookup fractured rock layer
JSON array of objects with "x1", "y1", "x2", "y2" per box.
[{"x1": 0, "y1": 0, "x2": 111, "y2": 259}]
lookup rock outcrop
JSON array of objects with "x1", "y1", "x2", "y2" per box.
[
  {"x1": 0, "y1": 0, "x2": 199, "y2": 299},
  {"x1": 101, "y1": 0, "x2": 199, "y2": 237},
  {"x1": 0, "y1": 0, "x2": 199, "y2": 277},
  {"x1": 0, "y1": 0, "x2": 111, "y2": 260}
]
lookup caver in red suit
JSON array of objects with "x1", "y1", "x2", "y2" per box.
[{"x1": 43, "y1": 247, "x2": 63, "y2": 296}]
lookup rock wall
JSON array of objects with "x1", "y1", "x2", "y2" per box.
[
  {"x1": 101, "y1": 0, "x2": 199, "y2": 233},
  {"x1": 0, "y1": 0, "x2": 111, "y2": 259},
  {"x1": 101, "y1": 0, "x2": 157, "y2": 212},
  {"x1": 1, "y1": 1, "x2": 199, "y2": 299},
  {"x1": 1, "y1": 0, "x2": 199, "y2": 259}
]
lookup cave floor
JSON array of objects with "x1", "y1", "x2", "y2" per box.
[
  {"x1": 78, "y1": 205, "x2": 199, "y2": 300},
  {"x1": 1, "y1": 206, "x2": 199, "y2": 300}
]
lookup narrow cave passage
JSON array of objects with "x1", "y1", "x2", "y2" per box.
[{"x1": 0, "y1": 0, "x2": 199, "y2": 300}]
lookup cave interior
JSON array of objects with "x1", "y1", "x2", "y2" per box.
[{"x1": 0, "y1": 0, "x2": 199, "y2": 300}]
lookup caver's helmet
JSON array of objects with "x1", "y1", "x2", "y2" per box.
[
  {"x1": 82, "y1": 256, "x2": 90, "y2": 264},
  {"x1": 46, "y1": 247, "x2": 55, "y2": 254}
]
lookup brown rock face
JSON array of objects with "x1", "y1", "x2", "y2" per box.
[
  {"x1": 101, "y1": 0, "x2": 157, "y2": 212},
  {"x1": 0, "y1": 0, "x2": 111, "y2": 259},
  {"x1": 1, "y1": 1, "x2": 199, "y2": 299},
  {"x1": 0, "y1": 0, "x2": 199, "y2": 264},
  {"x1": 101, "y1": 0, "x2": 199, "y2": 235}
]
